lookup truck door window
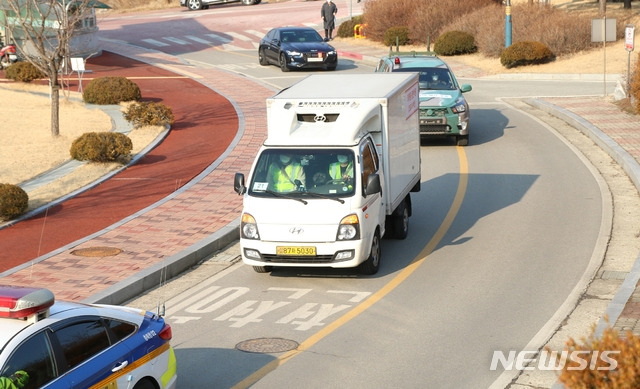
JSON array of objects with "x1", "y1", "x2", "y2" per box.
[{"x1": 361, "y1": 141, "x2": 378, "y2": 187}]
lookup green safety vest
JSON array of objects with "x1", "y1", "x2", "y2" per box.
[
  {"x1": 272, "y1": 164, "x2": 302, "y2": 192},
  {"x1": 329, "y1": 162, "x2": 353, "y2": 180}
]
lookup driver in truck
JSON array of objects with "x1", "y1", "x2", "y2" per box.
[
  {"x1": 268, "y1": 154, "x2": 306, "y2": 192},
  {"x1": 329, "y1": 154, "x2": 353, "y2": 182}
]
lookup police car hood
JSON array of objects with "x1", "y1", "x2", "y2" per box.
[{"x1": 418, "y1": 89, "x2": 461, "y2": 107}]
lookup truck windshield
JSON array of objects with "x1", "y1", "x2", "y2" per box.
[{"x1": 248, "y1": 149, "x2": 356, "y2": 198}]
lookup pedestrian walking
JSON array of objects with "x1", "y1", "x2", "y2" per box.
[{"x1": 321, "y1": 0, "x2": 338, "y2": 41}]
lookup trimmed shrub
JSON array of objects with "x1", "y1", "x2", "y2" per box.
[
  {"x1": 558, "y1": 324, "x2": 640, "y2": 387},
  {"x1": 124, "y1": 101, "x2": 174, "y2": 128},
  {"x1": 433, "y1": 30, "x2": 477, "y2": 56},
  {"x1": 383, "y1": 26, "x2": 410, "y2": 47},
  {"x1": 82, "y1": 76, "x2": 142, "y2": 105},
  {"x1": 70, "y1": 132, "x2": 133, "y2": 163},
  {"x1": 0, "y1": 183, "x2": 28, "y2": 220},
  {"x1": 4, "y1": 61, "x2": 45, "y2": 82},
  {"x1": 337, "y1": 15, "x2": 364, "y2": 38},
  {"x1": 630, "y1": 52, "x2": 640, "y2": 113},
  {"x1": 500, "y1": 41, "x2": 554, "y2": 69}
]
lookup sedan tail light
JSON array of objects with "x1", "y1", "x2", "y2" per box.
[{"x1": 159, "y1": 323, "x2": 173, "y2": 341}]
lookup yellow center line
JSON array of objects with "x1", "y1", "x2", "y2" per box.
[{"x1": 233, "y1": 146, "x2": 469, "y2": 389}]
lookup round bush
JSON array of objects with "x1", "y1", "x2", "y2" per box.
[
  {"x1": 337, "y1": 15, "x2": 364, "y2": 38},
  {"x1": 123, "y1": 101, "x2": 174, "y2": 128},
  {"x1": 4, "y1": 61, "x2": 45, "y2": 82},
  {"x1": 433, "y1": 31, "x2": 477, "y2": 56},
  {"x1": 70, "y1": 132, "x2": 133, "y2": 163},
  {"x1": 500, "y1": 41, "x2": 554, "y2": 69},
  {"x1": 0, "y1": 183, "x2": 28, "y2": 220},
  {"x1": 383, "y1": 26, "x2": 410, "y2": 47},
  {"x1": 82, "y1": 76, "x2": 142, "y2": 105}
]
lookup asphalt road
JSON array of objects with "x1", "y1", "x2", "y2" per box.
[{"x1": 103, "y1": 2, "x2": 619, "y2": 387}]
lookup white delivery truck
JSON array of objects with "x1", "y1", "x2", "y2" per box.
[{"x1": 233, "y1": 73, "x2": 421, "y2": 275}]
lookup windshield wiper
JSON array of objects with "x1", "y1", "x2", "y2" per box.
[
  {"x1": 302, "y1": 191, "x2": 345, "y2": 204},
  {"x1": 263, "y1": 189, "x2": 308, "y2": 204}
]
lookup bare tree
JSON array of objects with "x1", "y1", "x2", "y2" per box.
[{"x1": 1, "y1": 0, "x2": 98, "y2": 136}]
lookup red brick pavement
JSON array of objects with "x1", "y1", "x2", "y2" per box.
[
  {"x1": 0, "y1": 44, "x2": 273, "y2": 302},
  {"x1": 0, "y1": 51, "x2": 238, "y2": 270}
]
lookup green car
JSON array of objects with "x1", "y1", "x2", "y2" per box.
[{"x1": 375, "y1": 53, "x2": 472, "y2": 146}]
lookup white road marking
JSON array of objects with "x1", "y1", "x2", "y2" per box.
[
  {"x1": 142, "y1": 39, "x2": 169, "y2": 47},
  {"x1": 185, "y1": 35, "x2": 212, "y2": 44},
  {"x1": 164, "y1": 36, "x2": 190, "y2": 45}
]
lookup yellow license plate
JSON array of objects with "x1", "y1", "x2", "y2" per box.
[{"x1": 276, "y1": 246, "x2": 316, "y2": 256}]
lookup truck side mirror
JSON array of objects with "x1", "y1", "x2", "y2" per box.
[
  {"x1": 364, "y1": 173, "x2": 381, "y2": 196},
  {"x1": 234, "y1": 172, "x2": 246, "y2": 195}
]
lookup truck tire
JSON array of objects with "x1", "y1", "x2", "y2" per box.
[
  {"x1": 456, "y1": 134, "x2": 469, "y2": 146},
  {"x1": 253, "y1": 265, "x2": 272, "y2": 273},
  {"x1": 359, "y1": 231, "x2": 380, "y2": 275},
  {"x1": 393, "y1": 200, "x2": 409, "y2": 240}
]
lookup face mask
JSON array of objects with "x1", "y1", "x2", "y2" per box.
[{"x1": 280, "y1": 155, "x2": 291, "y2": 164}]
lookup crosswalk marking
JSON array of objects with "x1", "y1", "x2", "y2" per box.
[
  {"x1": 206, "y1": 33, "x2": 232, "y2": 43},
  {"x1": 186, "y1": 35, "x2": 212, "y2": 44},
  {"x1": 226, "y1": 31, "x2": 253, "y2": 42},
  {"x1": 223, "y1": 43, "x2": 251, "y2": 52},
  {"x1": 142, "y1": 38, "x2": 169, "y2": 47},
  {"x1": 136, "y1": 24, "x2": 323, "y2": 51},
  {"x1": 164, "y1": 36, "x2": 190, "y2": 45},
  {"x1": 245, "y1": 29, "x2": 266, "y2": 39}
]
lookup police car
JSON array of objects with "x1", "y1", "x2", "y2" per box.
[
  {"x1": 375, "y1": 53, "x2": 472, "y2": 146},
  {"x1": 0, "y1": 285, "x2": 177, "y2": 389}
]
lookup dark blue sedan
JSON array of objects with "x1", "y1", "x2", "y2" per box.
[{"x1": 259, "y1": 27, "x2": 338, "y2": 72}]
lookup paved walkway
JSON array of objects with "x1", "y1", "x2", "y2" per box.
[
  {"x1": 0, "y1": 42, "x2": 273, "y2": 302},
  {"x1": 1, "y1": 37, "x2": 640, "y2": 388}
]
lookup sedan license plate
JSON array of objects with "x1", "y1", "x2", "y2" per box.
[
  {"x1": 307, "y1": 53, "x2": 324, "y2": 62},
  {"x1": 276, "y1": 246, "x2": 316, "y2": 256}
]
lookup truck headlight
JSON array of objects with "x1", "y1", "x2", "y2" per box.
[
  {"x1": 241, "y1": 213, "x2": 260, "y2": 240},
  {"x1": 337, "y1": 214, "x2": 360, "y2": 241}
]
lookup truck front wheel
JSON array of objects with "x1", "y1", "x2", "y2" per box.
[{"x1": 359, "y1": 231, "x2": 380, "y2": 275}]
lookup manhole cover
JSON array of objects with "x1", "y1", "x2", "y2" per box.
[
  {"x1": 236, "y1": 338, "x2": 299, "y2": 354},
  {"x1": 71, "y1": 247, "x2": 122, "y2": 257}
]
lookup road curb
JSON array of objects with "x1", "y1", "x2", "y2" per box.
[{"x1": 85, "y1": 217, "x2": 241, "y2": 304}]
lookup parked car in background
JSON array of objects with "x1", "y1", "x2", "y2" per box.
[
  {"x1": 0, "y1": 285, "x2": 177, "y2": 389},
  {"x1": 375, "y1": 53, "x2": 472, "y2": 146},
  {"x1": 259, "y1": 27, "x2": 338, "y2": 72},
  {"x1": 180, "y1": 0, "x2": 260, "y2": 11}
]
